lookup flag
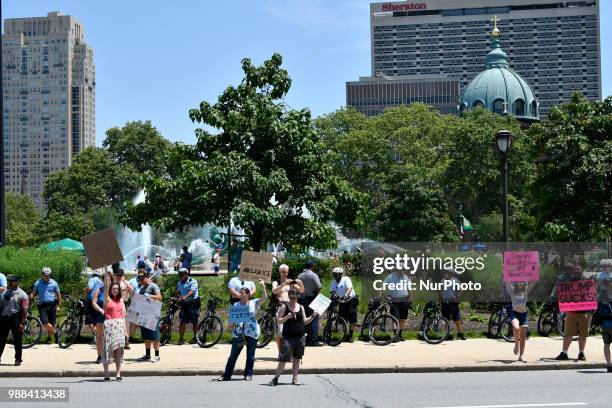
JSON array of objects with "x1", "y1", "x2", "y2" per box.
[{"x1": 460, "y1": 215, "x2": 473, "y2": 235}]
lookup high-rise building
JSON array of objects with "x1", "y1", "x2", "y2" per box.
[
  {"x1": 2, "y1": 11, "x2": 96, "y2": 208},
  {"x1": 346, "y1": 74, "x2": 459, "y2": 116},
  {"x1": 370, "y1": 0, "x2": 600, "y2": 117}
]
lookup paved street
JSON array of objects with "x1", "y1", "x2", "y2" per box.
[{"x1": 2, "y1": 371, "x2": 611, "y2": 408}]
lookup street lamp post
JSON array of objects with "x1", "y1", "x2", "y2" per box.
[{"x1": 496, "y1": 130, "x2": 512, "y2": 243}]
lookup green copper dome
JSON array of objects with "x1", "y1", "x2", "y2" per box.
[{"x1": 459, "y1": 35, "x2": 539, "y2": 123}]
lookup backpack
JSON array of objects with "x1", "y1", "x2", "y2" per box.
[{"x1": 137, "y1": 259, "x2": 146, "y2": 269}]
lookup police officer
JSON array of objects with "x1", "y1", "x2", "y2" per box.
[
  {"x1": 0, "y1": 275, "x2": 29, "y2": 366},
  {"x1": 30, "y1": 267, "x2": 61, "y2": 344},
  {"x1": 177, "y1": 268, "x2": 200, "y2": 344}
]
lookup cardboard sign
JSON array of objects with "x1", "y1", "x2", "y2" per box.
[
  {"x1": 503, "y1": 251, "x2": 540, "y2": 282},
  {"x1": 557, "y1": 279, "x2": 597, "y2": 312},
  {"x1": 239, "y1": 251, "x2": 273, "y2": 283},
  {"x1": 127, "y1": 293, "x2": 162, "y2": 331},
  {"x1": 81, "y1": 229, "x2": 124, "y2": 270},
  {"x1": 309, "y1": 293, "x2": 332, "y2": 315},
  {"x1": 228, "y1": 303, "x2": 251, "y2": 324}
]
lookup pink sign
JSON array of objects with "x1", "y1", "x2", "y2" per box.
[
  {"x1": 503, "y1": 251, "x2": 540, "y2": 282},
  {"x1": 557, "y1": 279, "x2": 597, "y2": 312}
]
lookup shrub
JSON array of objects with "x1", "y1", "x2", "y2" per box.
[{"x1": 0, "y1": 246, "x2": 85, "y2": 294}]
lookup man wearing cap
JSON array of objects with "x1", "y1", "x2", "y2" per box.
[
  {"x1": 331, "y1": 267, "x2": 358, "y2": 342},
  {"x1": 0, "y1": 275, "x2": 29, "y2": 365},
  {"x1": 30, "y1": 267, "x2": 61, "y2": 344},
  {"x1": 177, "y1": 268, "x2": 200, "y2": 344},
  {"x1": 137, "y1": 271, "x2": 162, "y2": 362},
  {"x1": 298, "y1": 260, "x2": 323, "y2": 346}
]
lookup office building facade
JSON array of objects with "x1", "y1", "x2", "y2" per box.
[
  {"x1": 370, "y1": 0, "x2": 600, "y2": 117},
  {"x1": 2, "y1": 12, "x2": 95, "y2": 208}
]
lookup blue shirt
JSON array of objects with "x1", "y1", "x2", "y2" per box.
[
  {"x1": 180, "y1": 252, "x2": 193, "y2": 269},
  {"x1": 232, "y1": 299, "x2": 261, "y2": 339},
  {"x1": 33, "y1": 278, "x2": 60, "y2": 304},
  {"x1": 178, "y1": 277, "x2": 199, "y2": 301},
  {"x1": 0, "y1": 273, "x2": 6, "y2": 289},
  {"x1": 128, "y1": 278, "x2": 141, "y2": 295},
  {"x1": 86, "y1": 276, "x2": 103, "y2": 302}
]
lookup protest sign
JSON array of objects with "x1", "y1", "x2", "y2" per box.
[
  {"x1": 228, "y1": 303, "x2": 251, "y2": 324},
  {"x1": 557, "y1": 279, "x2": 597, "y2": 312},
  {"x1": 81, "y1": 229, "x2": 124, "y2": 270},
  {"x1": 127, "y1": 293, "x2": 162, "y2": 331},
  {"x1": 239, "y1": 251, "x2": 273, "y2": 283},
  {"x1": 503, "y1": 251, "x2": 540, "y2": 282},
  {"x1": 309, "y1": 293, "x2": 332, "y2": 315}
]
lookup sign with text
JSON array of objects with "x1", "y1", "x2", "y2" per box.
[
  {"x1": 240, "y1": 251, "x2": 273, "y2": 283},
  {"x1": 228, "y1": 303, "x2": 251, "y2": 324},
  {"x1": 503, "y1": 251, "x2": 540, "y2": 282},
  {"x1": 557, "y1": 279, "x2": 597, "y2": 312},
  {"x1": 127, "y1": 293, "x2": 162, "y2": 331},
  {"x1": 81, "y1": 229, "x2": 124, "y2": 270},
  {"x1": 309, "y1": 294, "x2": 332, "y2": 316}
]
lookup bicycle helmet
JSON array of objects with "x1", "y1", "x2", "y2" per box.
[
  {"x1": 332, "y1": 267, "x2": 344, "y2": 276},
  {"x1": 178, "y1": 267, "x2": 189, "y2": 275},
  {"x1": 42, "y1": 267, "x2": 52, "y2": 276}
]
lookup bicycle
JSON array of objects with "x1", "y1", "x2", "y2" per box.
[
  {"x1": 360, "y1": 298, "x2": 381, "y2": 339},
  {"x1": 487, "y1": 303, "x2": 511, "y2": 338},
  {"x1": 196, "y1": 294, "x2": 224, "y2": 348},
  {"x1": 420, "y1": 302, "x2": 450, "y2": 345},
  {"x1": 159, "y1": 297, "x2": 181, "y2": 346},
  {"x1": 321, "y1": 294, "x2": 348, "y2": 346},
  {"x1": 57, "y1": 295, "x2": 88, "y2": 349},
  {"x1": 8, "y1": 303, "x2": 43, "y2": 349},
  {"x1": 367, "y1": 298, "x2": 400, "y2": 346},
  {"x1": 257, "y1": 297, "x2": 278, "y2": 348}
]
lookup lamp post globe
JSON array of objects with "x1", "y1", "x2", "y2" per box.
[{"x1": 496, "y1": 129, "x2": 512, "y2": 154}]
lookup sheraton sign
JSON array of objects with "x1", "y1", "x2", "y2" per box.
[{"x1": 381, "y1": 2, "x2": 427, "y2": 11}]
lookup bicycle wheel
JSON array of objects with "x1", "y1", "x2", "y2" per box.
[
  {"x1": 58, "y1": 316, "x2": 80, "y2": 349},
  {"x1": 537, "y1": 308, "x2": 555, "y2": 337},
  {"x1": 324, "y1": 316, "x2": 348, "y2": 346},
  {"x1": 257, "y1": 315, "x2": 276, "y2": 348},
  {"x1": 196, "y1": 316, "x2": 224, "y2": 348},
  {"x1": 500, "y1": 315, "x2": 515, "y2": 342},
  {"x1": 360, "y1": 310, "x2": 374, "y2": 339},
  {"x1": 20, "y1": 316, "x2": 43, "y2": 349},
  {"x1": 487, "y1": 311, "x2": 501, "y2": 338},
  {"x1": 369, "y1": 314, "x2": 400, "y2": 346},
  {"x1": 159, "y1": 315, "x2": 173, "y2": 346},
  {"x1": 423, "y1": 316, "x2": 450, "y2": 344}
]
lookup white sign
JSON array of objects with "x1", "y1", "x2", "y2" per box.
[
  {"x1": 308, "y1": 294, "x2": 332, "y2": 315},
  {"x1": 228, "y1": 303, "x2": 251, "y2": 324},
  {"x1": 127, "y1": 293, "x2": 162, "y2": 331}
]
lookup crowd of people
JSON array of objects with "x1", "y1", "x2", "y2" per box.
[{"x1": 0, "y1": 257, "x2": 611, "y2": 384}]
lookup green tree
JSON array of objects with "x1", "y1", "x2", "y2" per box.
[
  {"x1": 5, "y1": 192, "x2": 42, "y2": 247},
  {"x1": 123, "y1": 54, "x2": 364, "y2": 251},
  {"x1": 34, "y1": 212, "x2": 95, "y2": 243},
  {"x1": 531, "y1": 93, "x2": 611, "y2": 241},
  {"x1": 43, "y1": 147, "x2": 140, "y2": 214},
  {"x1": 103, "y1": 120, "x2": 172, "y2": 175}
]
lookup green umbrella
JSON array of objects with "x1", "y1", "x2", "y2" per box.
[{"x1": 46, "y1": 238, "x2": 84, "y2": 253}]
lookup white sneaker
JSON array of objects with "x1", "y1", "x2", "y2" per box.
[{"x1": 152, "y1": 356, "x2": 160, "y2": 363}]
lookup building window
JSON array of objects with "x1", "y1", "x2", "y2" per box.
[
  {"x1": 493, "y1": 98, "x2": 505, "y2": 114},
  {"x1": 514, "y1": 99, "x2": 525, "y2": 116},
  {"x1": 531, "y1": 101, "x2": 538, "y2": 116},
  {"x1": 473, "y1": 100, "x2": 485, "y2": 109}
]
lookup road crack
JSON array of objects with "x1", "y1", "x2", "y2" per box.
[{"x1": 316, "y1": 375, "x2": 375, "y2": 408}]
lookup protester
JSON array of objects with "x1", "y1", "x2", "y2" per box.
[
  {"x1": 127, "y1": 269, "x2": 144, "y2": 344},
  {"x1": 507, "y1": 281, "x2": 533, "y2": 362},
  {"x1": 268, "y1": 288, "x2": 318, "y2": 386},
  {"x1": 217, "y1": 280, "x2": 267, "y2": 381},
  {"x1": 180, "y1": 246, "x2": 193, "y2": 272},
  {"x1": 272, "y1": 264, "x2": 304, "y2": 350},
  {"x1": 84, "y1": 271, "x2": 104, "y2": 345},
  {"x1": 298, "y1": 260, "x2": 323, "y2": 346},
  {"x1": 99, "y1": 271, "x2": 127, "y2": 381},
  {"x1": 177, "y1": 268, "x2": 200, "y2": 345},
  {"x1": 91, "y1": 271, "x2": 107, "y2": 364},
  {"x1": 137, "y1": 272, "x2": 162, "y2": 362},
  {"x1": 213, "y1": 248, "x2": 222, "y2": 274},
  {"x1": 555, "y1": 264, "x2": 588, "y2": 361},
  {"x1": 381, "y1": 269, "x2": 412, "y2": 341},
  {"x1": 440, "y1": 269, "x2": 466, "y2": 340},
  {"x1": 228, "y1": 275, "x2": 256, "y2": 305},
  {"x1": 0, "y1": 272, "x2": 7, "y2": 294},
  {"x1": 30, "y1": 267, "x2": 61, "y2": 344},
  {"x1": 113, "y1": 268, "x2": 132, "y2": 350},
  {"x1": 0, "y1": 275, "x2": 28, "y2": 366},
  {"x1": 330, "y1": 267, "x2": 358, "y2": 343}
]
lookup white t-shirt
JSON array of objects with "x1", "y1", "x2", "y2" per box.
[
  {"x1": 330, "y1": 276, "x2": 354, "y2": 299},
  {"x1": 383, "y1": 272, "x2": 411, "y2": 299}
]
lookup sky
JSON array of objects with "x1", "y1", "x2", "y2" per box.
[{"x1": 3, "y1": 0, "x2": 611, "y2": 146}]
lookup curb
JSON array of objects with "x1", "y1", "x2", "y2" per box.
[{"x1": 4, "y1": 363, "x2": 607, "y2": 378}]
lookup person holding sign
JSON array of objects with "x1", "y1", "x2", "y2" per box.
[
  {"x1": 506, "y1": 281, "x2": 534, "y2": 362},
  {"x1": 137, "y1": 272, "x2": 163, "y2": 363},
  {"x1": 330, "y1": 267, "x2": 358, "y2": 343},
  {"x1": 555, "y1": 264, "x2": 590, "y2": 361},
  {"x1": 268, "y1": 288, "x2": 318, "y2": 386},
  {"x1": 217, "y1": 279, "x2": 267, "y2": 382},
  {"x1": 100, "y1": 270, "x2": 127, "y2": 381}
]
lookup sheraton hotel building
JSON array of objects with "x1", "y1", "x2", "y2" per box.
[{"x1": 346, "y1": 0, "x2": 601, "y2": 117}]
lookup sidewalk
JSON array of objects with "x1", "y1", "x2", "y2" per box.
[{"x1": 2, "y1": 336, "x2": 607, "y2": 377}]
